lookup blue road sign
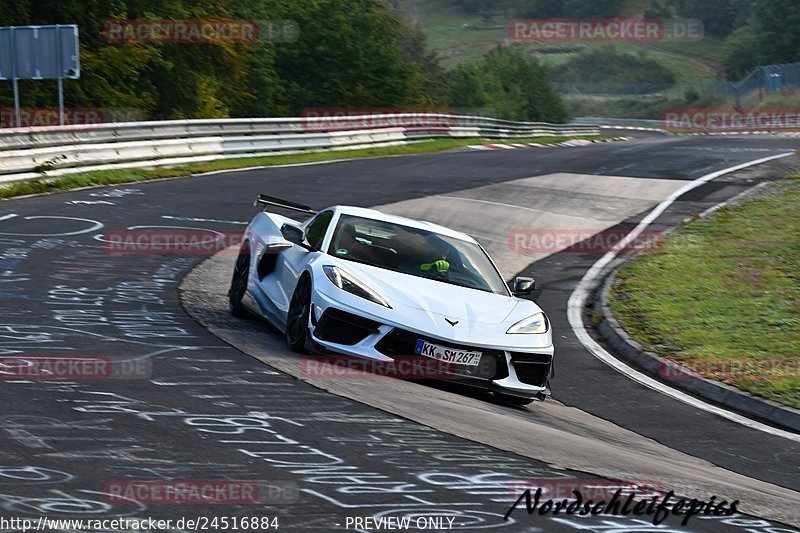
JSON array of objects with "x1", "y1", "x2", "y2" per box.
[{"x1": 0, "y1": 25, "x2": 79, "y2": 81}]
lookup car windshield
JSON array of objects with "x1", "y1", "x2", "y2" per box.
[{"x1": 328, "y1": 215, "x2": 509, "y2": 295}]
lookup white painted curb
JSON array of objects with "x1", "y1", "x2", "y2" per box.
[{"x1": 567, "y1": 152, "x2": 800, "y2": 442}]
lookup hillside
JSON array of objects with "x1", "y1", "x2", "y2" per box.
[{"x1": 394, "y1": 0, "x2": 724, "y2": 82}]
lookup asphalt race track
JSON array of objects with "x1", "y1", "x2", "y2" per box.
[{"x1": 1, "y1": 132, "x2": 799, "y2": 532}]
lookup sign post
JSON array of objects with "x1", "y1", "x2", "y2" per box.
[{"x1": 0, "y1": 24, "x2": 80, "y2": 128}]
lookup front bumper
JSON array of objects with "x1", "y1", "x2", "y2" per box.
[{"x1": 309, "y1": 290, "x2": 554, "y2": 400}]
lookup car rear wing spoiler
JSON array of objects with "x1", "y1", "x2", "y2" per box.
[{"x1": 254, "y1": 194, "x2": 317, "y2": 215}]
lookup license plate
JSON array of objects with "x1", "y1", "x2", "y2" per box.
[{"x1": 414, "y1": 339, "x2": 482, "y2": 366}]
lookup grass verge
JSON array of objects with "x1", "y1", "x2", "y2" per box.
[
  {"x1": 0, "y1": 135, "x2": 615, "y2": 200},
  {"x1": 609, "y1": 177, "x2": 800, "y2": 408}
]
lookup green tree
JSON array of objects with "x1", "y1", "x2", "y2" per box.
[
  {"x1": 0, "y1": 0, "x2": 445, "y2": 119},
  {"x1": 722, "y1": 25, "x2": 759, "y2": 79},
  {"x1": 398, "y1": 20, "x2": 449, "y2": 108},
  {"x1": 0, "y1": 0, "x2": 259, "y2": 119},
  {"x1": 750, "y1": 0, "x2": 800, "y2": 65},
  {"x1": 448, "y1": 46, "x2": 566, "y2": 123},
  {"x1": 666, "y1": 0, "x2": 742, "y2": 37}
]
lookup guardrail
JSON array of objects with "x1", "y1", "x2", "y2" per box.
[
  {"x1": 572, "y1": 117, "x2": 664, "y2": 128},
  {"x1": 575, "y1": 115, "x2": 800, "y2": 133},
  {"x1": 0, "y1": 114, "x2": 599, "y2": 184}
]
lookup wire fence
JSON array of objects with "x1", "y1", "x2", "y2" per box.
[
  {"x1": 551, "y1": 81, "x2": 737, "y2": 98},
  {"x1": 552, "y1": 62, "x2": 800, "y2": 104},
  {"x1": 732, "y1": 62, "x2": 800, "y2": 106}
]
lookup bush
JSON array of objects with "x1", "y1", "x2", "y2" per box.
[
  {"x1": 722, "y1": 25, "x2": 759, "y2": 79},
  {"x1": 447, "y1": 46, "x2": 567, "y2": 123},
  {"x1": 549, "y1": 46, "x2": 676, "y2": 85}
]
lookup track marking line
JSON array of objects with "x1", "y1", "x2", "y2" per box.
[
  {"x1": 567, "y1": 152, "x2": 800, "y2": 442},
  {"x1": 434, "y1": 195, "x2": 553, "y2": 215}
]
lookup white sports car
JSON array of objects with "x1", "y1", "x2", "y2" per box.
[{"x1": 229, "y1": 195, "x2": 554, "y2": 405}]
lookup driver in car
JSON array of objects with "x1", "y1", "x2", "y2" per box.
[
  {"x1": 420, "y1": 258, "x2": 450, "y2": 273},
  {"x1": 420, "y1": 241, "x2": 452, "y2": 273}
]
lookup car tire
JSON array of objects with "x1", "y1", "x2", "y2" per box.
[
  {"x1": 286, "y1": 275, "x2": 312, "y2": 353},
  {"x1": 228, "y1": 242, "x2": 251, "y2": 318},
  {"x1": 494, "y1": 392, "x2": 534, "y2": 406}
]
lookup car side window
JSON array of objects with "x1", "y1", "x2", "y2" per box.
[{"x1": 305, "y1": 211, "x2": 334, "y2": 251}]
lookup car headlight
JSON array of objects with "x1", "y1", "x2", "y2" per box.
[
  {"x1": 323, "y1": 265, "x2": 391, "y2": 308},
  {"x1": 507, "y1": 312, "x2": 549, "y2": 334}
]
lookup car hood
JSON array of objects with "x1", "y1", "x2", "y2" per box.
[{"x1": 328, "y1": 260, "x2": 525, "y2": 326}]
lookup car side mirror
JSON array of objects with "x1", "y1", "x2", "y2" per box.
[
  {"x1": 280, "y1": 223, "x2": 314, "y2": 251},
  {"x1": 511, "y1": 276, "x2": 535, "y2": 296}
]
